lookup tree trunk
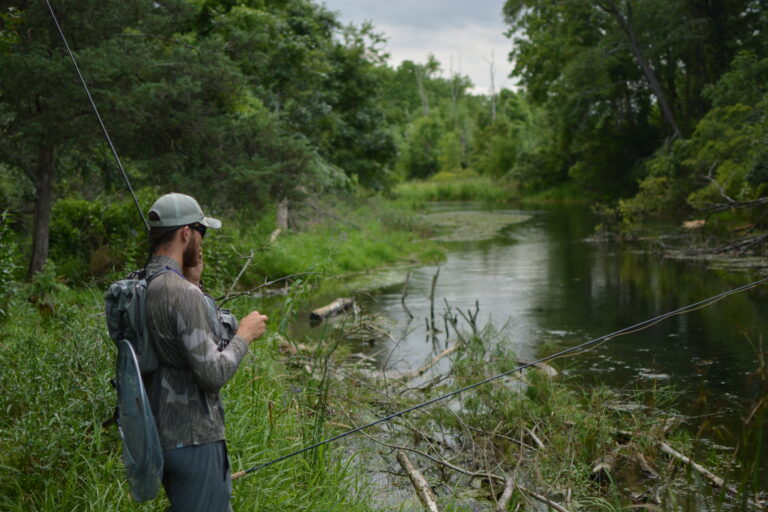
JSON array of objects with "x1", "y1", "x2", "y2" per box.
[
  {"x1": 600, "y1": 0, "x2": 684, "y2": 140},
  {"x1": 28, "y1": 143, "x2": 54, "y2": 279},
  {"x1": 276, "y1": 197, "x2": 289, "y2": 230}
]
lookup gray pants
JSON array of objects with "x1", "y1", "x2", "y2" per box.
[{"x1": 162, "y1": 441, "x2": 232, "y2": 512}]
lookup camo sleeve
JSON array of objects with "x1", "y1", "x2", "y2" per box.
[{"x1": 171, "y1": 280, "x2": 249, "y2": 391}]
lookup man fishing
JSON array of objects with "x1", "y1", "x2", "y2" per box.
[{"x1": 144, "y1": 192, "x2": 268, "y2": 511}]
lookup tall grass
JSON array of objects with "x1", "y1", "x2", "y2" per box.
[
  {"x1": 0, "y1": 283, "x2": 376, "y2": 511},
  {"x1": 393, "y1": 171, "x2": 516, "y2": 203},
  {"x1": 0, "y1": 195, "x2": 445, "y2": 511}
]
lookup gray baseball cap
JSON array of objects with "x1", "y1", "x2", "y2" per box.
[{"x1": 147, "y1": 193, "x2": 222, "y2": 229}]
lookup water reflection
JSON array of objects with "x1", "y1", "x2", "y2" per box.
[{"x1": 356, "y1": 203, "x2": 768, "y2": 437}]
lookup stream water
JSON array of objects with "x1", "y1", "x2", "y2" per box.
[
  {"x1": 301, "y1": 203, "x2": 768, "y2": 439},
  {"x1": 295, "y1": 202, "x2": 768, "y2": 504}
]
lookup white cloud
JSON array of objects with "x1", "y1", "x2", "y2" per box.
[
  {"x1": 322, "y1": 0, "x2": 515, "y2": 94},
  {"x1": 377, "y1": 22, "x2": 514, "y2": 94}
]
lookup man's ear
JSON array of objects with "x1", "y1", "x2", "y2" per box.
[{"x1": 179, "y1": 225, "x2": 191, "y2": 244}]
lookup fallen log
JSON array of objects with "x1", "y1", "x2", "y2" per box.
[
  {"x1": 397, "y1": 450, "x2": 440, "y2": 512},
  {"x1": 309, "y1": 298, "x2": 354, "y2": 325}
]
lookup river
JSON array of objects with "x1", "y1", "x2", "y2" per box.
[{"x1": 298, "y1": 201, "x2": 768, "y2": 483}]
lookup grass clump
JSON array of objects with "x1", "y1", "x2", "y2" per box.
[{"x1": 393, "y1": 170, "x2": 517, "y2": 203}]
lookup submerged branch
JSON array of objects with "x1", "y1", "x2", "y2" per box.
[
  {"x1": 660, "y1": 442, "x2": 764, "y2": 509},
  {"x1": 397, "y1": 450, "x2": 440, "y2": 512}
]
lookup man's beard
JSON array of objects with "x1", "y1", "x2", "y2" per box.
[{"x1": 183, "y1": 236, "x2": 200, "y2": 267}]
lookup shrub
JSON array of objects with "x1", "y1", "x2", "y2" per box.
[
  {"x1": 48, "y1": 191, "x2": 157, "y2": 282},
  {"x1": 0, "y1": 211, "x2": 19, "y2": 317}
]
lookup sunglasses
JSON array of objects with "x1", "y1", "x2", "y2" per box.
[{"x1": 189, "y1": 224, "x2": 207, "y2": 239}]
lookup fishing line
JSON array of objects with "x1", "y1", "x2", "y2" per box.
[
  {"x1": 233, "y1": 275, "x2": 768, "y2": 479},
  {"x1": 44, "y1": 0, "x2": 149, "y2": 232},
  {"x1": 42, "y1": 0, "x2": 768, "y2": 482}
]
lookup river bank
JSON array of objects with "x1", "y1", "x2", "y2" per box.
[
  {"x1": 1, "y1": 195, "x2": 766, "y2": 510},
  {"x1": 307, "y1": 200, "x2": 768, "y2": 510},
  {"x1": 0, "y1": 193, "x2": 448, "y2": 511}
]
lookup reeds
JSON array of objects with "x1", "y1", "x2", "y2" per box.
[{"x1": 393, "y1": 172, "x2": 516, "y2": 203}]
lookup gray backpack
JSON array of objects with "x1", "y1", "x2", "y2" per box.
[{"x1": 105, "y1": 269, "x2": 166, "y2": 502}]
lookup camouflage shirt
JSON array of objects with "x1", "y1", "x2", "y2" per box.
[{"x1": 145, "y1": 255, "x2": 248, "y2": 449}]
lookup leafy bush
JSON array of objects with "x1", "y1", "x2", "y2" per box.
[
  {"x1": 0, "y1": 211, "x2": 19, "y2": 316},
  {"x1": 48, "y1": 190, "x2": 157, "y2": 282},
  {"x1": 620, "y1": 52, "x2": 768, "y2": 225}
]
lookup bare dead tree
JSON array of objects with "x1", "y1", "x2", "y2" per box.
[
  {"x1": 415, "y1": 67, "x2": 430, "y2": 117},
  {"x1": 483, "y1": 51, "x2": 497, "y2": 122}
]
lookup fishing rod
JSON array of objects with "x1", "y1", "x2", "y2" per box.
[
  {"x1": 232, "y1": 274, "x2": 768, "y2": 480},
  {"x1": 44, "y1": 0, "x2": 149, "y2": 233},
  {"x1": 42, "y1": 0, "x2": 768, "y2": 483}
]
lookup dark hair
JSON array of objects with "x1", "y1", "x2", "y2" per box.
[{"x1": 149, "y1": 226, "x2": 182, "y2": 253}]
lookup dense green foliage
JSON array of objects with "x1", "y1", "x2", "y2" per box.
[{"x1": 502, "y1": 0, "x2": 768, "y2": 227}]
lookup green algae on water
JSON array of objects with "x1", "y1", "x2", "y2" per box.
[{"x1": 424, "y1": 210, "x2": 531, "y2": 242}]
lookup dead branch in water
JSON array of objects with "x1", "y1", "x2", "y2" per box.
[
  {"x1": 429, "y1": 267, "x2": 440, "y2": 334},
  {"x1": 361, "y1": 431, "x2": 572, "y2": 512},
  {"x1": 401, "y1": 270, "x2": 414, "y2": 320},
  {"x1": 394, "y1": 344, "x2": 459, "y2": 382},
  {"x1": 660, "y1": 442, "x2": 764, "y2": 509},
  {"x1": 397, "y1": 450, "x2": 440, "y2": 512}
]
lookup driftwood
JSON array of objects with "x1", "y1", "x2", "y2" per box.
[
  {"x1": 395, "y1": 344, "x2": 459, "y2": 381},
  {"x1": 659, "y1": 442, "x2": 738, "y2": 494},
  {"x1": 635, "y1": 452, "x2": 659, "y2": 480},
  {"x1": 660, "y1": 442, "x2": 766, "y2": 509},
  {"x1": 309, "y1": 298, "x2": 354, "y2": 325},
  {"x1": 591, "y1": 447, "x2": 620, "y2": 482},
  {"x1": 496, "y1": 477, "x2": 515, "y2": 512},
  {"x1": 397, "y1": 450, "x2": 440, "y2": 512},
  {"x1": 364, "y1": 433, "x2": 572, "y2": 512}
]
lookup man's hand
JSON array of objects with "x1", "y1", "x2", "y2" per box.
[
  {"x1": 184, "y1": 248, "x2": 204, "y2": 286},
  {"x1": 236, "y1": 311, "x2": 268, "y2": 344}
]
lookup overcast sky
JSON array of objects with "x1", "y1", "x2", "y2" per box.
[{"x1": 321, "y1": 0, "x2": 514, "y2": 95}]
